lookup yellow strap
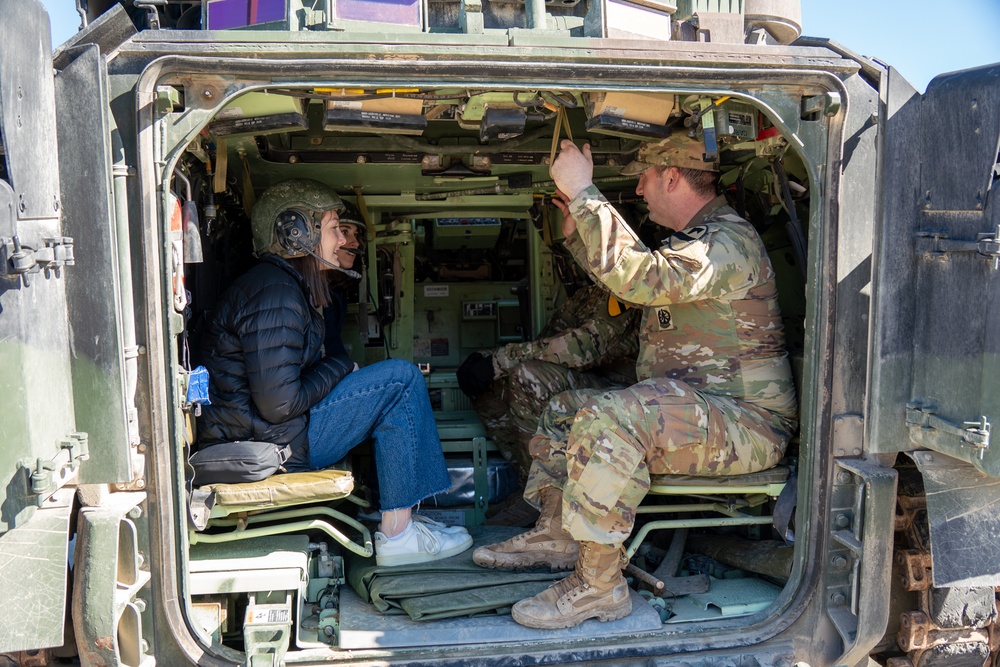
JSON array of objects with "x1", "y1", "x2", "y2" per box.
[
  {"x1": 541, "y1": 195, "x2": 553, "y2": 247},
  {"x1": 213, "y1": 138, "x2": 228, "y2": 194},
  {"x1": 239, "y1": 151, "x2": 256, "y2": 217},
  {"x1": 549, "y1": 107, "x2": 563, "y2": 166},
  {"x1": 562, "y1": 105, "x2": 574, "y2": 142},
  {"x1": 352, "y1": 186, "x2": 376, "y2": 241},
  {"x1": 548, "y1": 104, "x2": 574, "y2": 166}
]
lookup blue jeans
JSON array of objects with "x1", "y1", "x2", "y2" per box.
[{"x1": 305, "y1": 359, "x2": 450, "y2": 511}]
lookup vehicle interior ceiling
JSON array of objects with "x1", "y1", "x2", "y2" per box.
[{"x1": 176, "y1": 84, "x2": 811, "y2": 654}]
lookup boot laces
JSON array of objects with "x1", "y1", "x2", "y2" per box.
[{"x1": 551, "y1": 570, "x2": 586, "y2": 599}]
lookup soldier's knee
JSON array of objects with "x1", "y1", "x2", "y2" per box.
[
  {"x1": 511, "y1": 359, "x2": 559, "y2": 382},
  {"x1": 545, "y1": 389, "x2": 582, "y2": 416},
  {"x1": 565, "y1": 394, "x2": 646, "y2": 465},
  {"x1": 511, "y1": 359, "x2": 545, "y2": 380},
  {"x1": 510, "y1": 360, "x2": 566, "y2": 397},
  {"x1": 507, "y1": 361, "x2": 542, "y2": 400},
  {"x1": 527, "y1": 434, "x2": 559, "y2": 462},
  {"x1": 574, "y1": 390, "x2": 642, "y2": 429}
]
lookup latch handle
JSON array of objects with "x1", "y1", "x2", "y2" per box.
[
  {"x1": 916, "y1": 225, "x2": 1000, "y2": 270},
  {"x1": 977, "y1": 226, "x2": 1000, "y2": 270},
  {"x1": 906, "y1": 402, "x2": 991, "y2": 459},
  {"x1": 1, "y1": 235, "x2": 75, "y2": 286},
  {"x1": 25, "y1": 432, "x2": 89, "y2": 506}
]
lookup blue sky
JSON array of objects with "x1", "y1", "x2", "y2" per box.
[{"x1": 38, "y1": 0, "x2": 1000, "y2": 93}]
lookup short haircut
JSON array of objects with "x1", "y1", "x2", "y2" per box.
[{"x1": 676, "y1": 167, "x2": 719, "y2": 198}]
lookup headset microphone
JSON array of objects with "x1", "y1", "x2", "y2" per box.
[
  {"x1": 274, "y1": 208, "x2": 362, "y2": 279},
  {"x1": 302, "y1": 244, "x2": 362, "y2": 280}
]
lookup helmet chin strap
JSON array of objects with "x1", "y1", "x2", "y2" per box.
[{"x1": 301, "y1": 245, "x2": 361, "y2": 280}]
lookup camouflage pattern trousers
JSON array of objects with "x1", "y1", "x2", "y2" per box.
[
  {"x1": 522, "y1": 378, "x2": 794, "y2": 545},
  {"x1": 472, "y1": 360, "x2": 630, "y2": 483}
]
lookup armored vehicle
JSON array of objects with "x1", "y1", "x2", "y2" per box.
[{"x1": 1, "y1": 0, "x2": 998, "y2": 665}]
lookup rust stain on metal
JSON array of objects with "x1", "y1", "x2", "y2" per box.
[{"x1": 80, "y1": 648, "x2": 111, "y2": 667}]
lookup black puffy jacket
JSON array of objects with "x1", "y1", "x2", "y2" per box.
[{"x1": 196, "y1": 254, "x2": 354, "y2": 470}]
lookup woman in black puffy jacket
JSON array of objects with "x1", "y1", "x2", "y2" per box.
[{"x1": 198, "y1": 179, "x2": 471, "y2": 567}]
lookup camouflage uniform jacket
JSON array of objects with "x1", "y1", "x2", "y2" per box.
[
  {"x1": 563, "y1": 188, "x2": 797, "y2": 424},
  {"x1": 492, "y1": 284, "x2": 640, "y2": 376}
]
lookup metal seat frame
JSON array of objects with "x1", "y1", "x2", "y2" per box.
[{"x1": 625, "y1": 468, "x2": 789, "y2": 559}]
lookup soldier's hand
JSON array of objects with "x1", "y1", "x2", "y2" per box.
[
  {"x1": 552, "y1": 189, "x2": 578, "y2": 237},
  {"x1": 551, "y1": 141, "x2": 594, "y2": 201},
  {"x1": 456, "y1": 352, "x2": 497, "y2": 398}
]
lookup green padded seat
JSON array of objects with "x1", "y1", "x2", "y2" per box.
[
  {"x1": 190, "y1": 468, "x2": 373, "y2": 558},
  {"x1": 203, "y1": 469, "x2": 355, "y2": 508}
]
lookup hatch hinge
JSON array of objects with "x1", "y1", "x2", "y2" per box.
[
  {"x1": 915, "y1": 226, "x2": 1000, "y2": 270},
  {"x1": 906, "y1": 402, "x2": 991, "y2": 459},
  {"x1": 801, "y1": 92, "x2": 841, "y2": 118},
  {"x1": 133, "y1": 0, "x2": 162, "y2": 29},
  {"x1": 1, "y1": 235, "x2": 75, "y2": 286},
  {"x1": 26, "y1": 432, "x2": 90, "y2": 506}
]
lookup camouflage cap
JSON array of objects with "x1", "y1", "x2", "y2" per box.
[{"x1": 621, "y1": 135, "x2": 718, "y2": 176}]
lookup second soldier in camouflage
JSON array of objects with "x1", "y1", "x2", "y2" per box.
[{"x1": 461, "y1": 282, "x2": 640, "y2": 499}]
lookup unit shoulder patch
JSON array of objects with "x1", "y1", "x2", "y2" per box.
[{"x1": 667, "y1": 225, "x2": 709, "y2": 252}]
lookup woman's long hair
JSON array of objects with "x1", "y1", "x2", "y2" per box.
[{"x1": 287, "y1": 256, "x2": 331, "y2": 308}]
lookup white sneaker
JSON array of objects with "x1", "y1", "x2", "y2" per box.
[
  {"x1": 375, "y1": 519, "x2": 473, "y2": 567},
  {"x1": 412, "y1": 514, "x2": 470, "y2": 536}
]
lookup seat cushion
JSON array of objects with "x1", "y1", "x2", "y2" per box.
[
  {"x1": 649, "y1": 464, "x2": 790, "y2": 488},
  {"x1": 205, "y1": 468, "x2": 354, "y2": 508}
]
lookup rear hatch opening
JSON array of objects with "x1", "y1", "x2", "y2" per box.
[{"x1": 157, "y1": 75, "x2": 823, "y2": 664}]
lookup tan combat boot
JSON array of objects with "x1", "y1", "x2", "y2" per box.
[
  {"x1": 510, "y1": 541, "x2": 631, "y2": 629},
  {"x1": 472, "y1": 487, "x2": 578, "y2": 571},
  {"x1": 484, "y1": 492, "x2": 540, "y2": 528}
]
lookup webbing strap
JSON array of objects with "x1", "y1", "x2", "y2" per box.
[{"x1": 772, "y1": 472, "x2": 797, "y2": 543}]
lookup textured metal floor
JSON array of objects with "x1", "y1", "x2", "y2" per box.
[
  {"x1": 338, "y1": 526, "x2": 662, "y2": 649},
  {"x1": 339, "y1": 586, "x2": 662, "y2": 649},
  {"x1": 665, "y1": 576, "x2": 782, "y2": 623}
]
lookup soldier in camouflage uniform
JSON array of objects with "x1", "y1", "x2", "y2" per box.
[
  {"x1": 473, "y1": 135, "x2": 798, "y2": 630},
  {"x1": 459, "y1": 283, "x2": 640, "y2": 492}
]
